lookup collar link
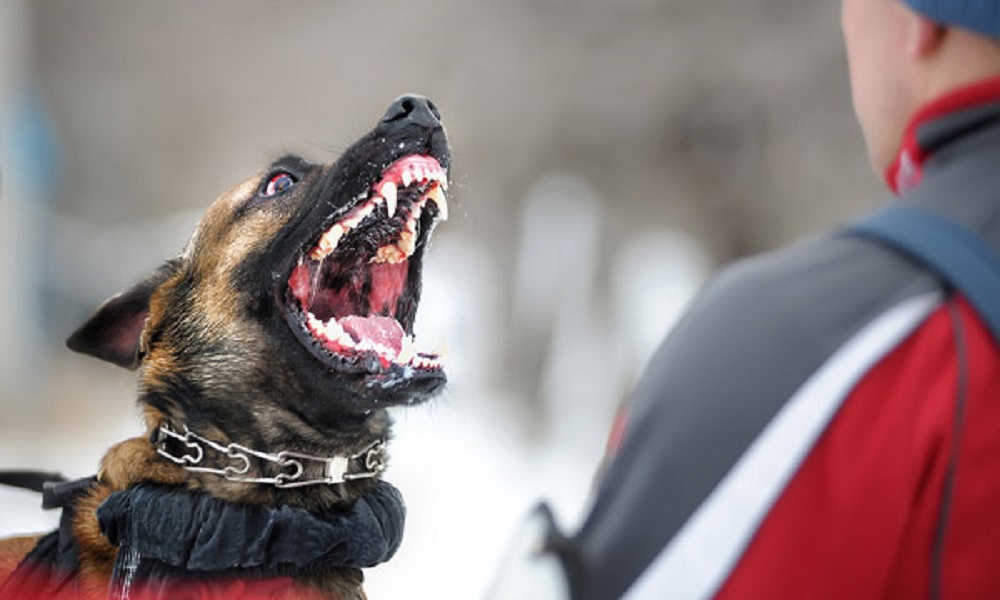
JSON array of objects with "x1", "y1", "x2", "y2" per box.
[{"x1": 154, "y1": 423, "x2": 385, "y2": 488}]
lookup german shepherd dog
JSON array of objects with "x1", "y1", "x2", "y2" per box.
[{"x1": 0, "y1": 95, "x2": 450, "y2": 599}]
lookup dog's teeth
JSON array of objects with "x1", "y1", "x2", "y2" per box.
[
  {"x1": 398, "y1": 232, "x2": 416, "y2": 257},
  {"x1": 335, "y1": 329, "x2": 354, "y2": 348},
  {"x1": 335, "y1": 325, "x2": 355, "y2": 347},
  {"x1": 401, "y1": 170, "x2": 414, "y2": 187},
  {"x1": 425, "y1": 185, "x2": 448, "y2": 221},
  {"x1": 342, "y1": 203, "x2": 374, "y2": 229},
  {"x1": 326, "y1": 318, "x2": 346, "y2": 337},
  {"x1": 310, "y1": 224, "x2": 345, "y2": 260},
  {"x1": 372, "y1": 244, "x2": 406, "y2": 264},
  {"x1": 328, "y1": 223, "x2": 346, "y2": 244},
  {"x1": 315, "y1": 317, "x2": 352, "y2": 348},
  {"x1": 414, "y1": 355, "x2": 438, "y2": 370},
  {"x1": 379, "y1": 181, "x2": 398, "y2": 217},
  {"x1": 373, "y1": 343, "x2": 394, "y2": 360},
  {"x1": 395, "y1": 335, "x2": 417, "y2": 365},
  {"x1": 431, "y1": 169, "x2": 448, "y2": 189}
]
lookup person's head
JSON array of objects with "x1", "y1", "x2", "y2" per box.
[{"x1": 841, "y1": 0, "x2": 1000, "y2": 172}]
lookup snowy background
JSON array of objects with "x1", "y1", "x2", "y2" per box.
[{"x1": 0, "y1": 1, "x2": 885, "y2": 597}]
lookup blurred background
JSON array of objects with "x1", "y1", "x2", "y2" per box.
[{"x1": 0, "y1": 0, "x2": 886, "y2": 597}]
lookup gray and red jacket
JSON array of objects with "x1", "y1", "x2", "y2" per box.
[{"x1": 492, "y1": 76, "x2": 1000, "y2": 599}]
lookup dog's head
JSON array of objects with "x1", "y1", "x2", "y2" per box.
[{"x1": 67, "y1": 95, "x2": 450, "y2": 499}]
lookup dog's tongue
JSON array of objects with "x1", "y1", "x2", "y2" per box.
[{"x1": 340, "y1": 316, "x2": 404, "y2": 355}]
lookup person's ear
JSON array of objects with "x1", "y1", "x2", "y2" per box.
[{"x1": 906, "y1": 11, "x2": 946, "y2": 59}]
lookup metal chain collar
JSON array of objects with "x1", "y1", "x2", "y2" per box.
[{"x1": 155, "y1": 424, "x2": 385, "y2": 488}]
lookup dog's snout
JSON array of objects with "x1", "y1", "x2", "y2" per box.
[{"x1": 381, "y1": 94, "x2": 441, "y2": 129}]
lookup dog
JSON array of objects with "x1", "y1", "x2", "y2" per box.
[{"x1": 0, "y1": 94, "x2": 450, "y2": 599}]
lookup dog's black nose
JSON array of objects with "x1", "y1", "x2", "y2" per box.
[{"x1": 381, "y1": 94, "x2": 442, "y2": 129}]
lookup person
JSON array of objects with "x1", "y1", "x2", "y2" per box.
[{"x1": 489, "y1": 1, "x2": 1000, "y2": 598}]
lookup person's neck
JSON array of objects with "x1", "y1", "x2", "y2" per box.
[{"x1": 886, "y1": 72, "x2": 1000, "y2": 194}]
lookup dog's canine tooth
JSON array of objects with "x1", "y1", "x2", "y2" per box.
[
  {"x1": 395, "y1": 335, "x2": 416, "y2": 365},
  {"x1": 310, "y1": 224, "x2": 345, "y2": 260},
  {"x1": 425, "y1": 185, "x2": 448, "y2": 221},
  {"x1": 379, "y1": 181, "x2": 398, "y2": 217}
]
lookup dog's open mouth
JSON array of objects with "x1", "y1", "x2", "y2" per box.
[{"x1": 286, "y1": 155, "x2": 448, "y2": 373}]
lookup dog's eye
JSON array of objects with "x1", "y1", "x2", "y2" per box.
[{"x1": 262, "y1": 172, "x2": 297, "y2": 197}]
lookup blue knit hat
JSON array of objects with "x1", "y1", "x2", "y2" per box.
[{"x1": 904, "y1": 0, "x2": 1000, "y2": 40}]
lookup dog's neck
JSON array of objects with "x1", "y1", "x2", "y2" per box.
[
  {"x1": 153, "y1": 422, "x2": 385, "y2": 487},
  {"x1": 154, "y1": 423, "x2": 385, "y2": 486}
]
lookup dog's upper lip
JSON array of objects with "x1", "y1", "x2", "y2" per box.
[
  {"x1": 372, "y1": 157, "x2": 449, "y2": 223},
  {"x1": 308, "y1": 155, "x2": 448, "y2": 262}
]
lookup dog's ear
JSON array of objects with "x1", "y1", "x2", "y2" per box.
[{"x1": 66, "y1": 260, "x2": 182, "y2": 370}]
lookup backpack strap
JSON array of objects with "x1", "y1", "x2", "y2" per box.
[{"x1": 846, "y1": 203, "x2": 1000, "y2": 345}]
